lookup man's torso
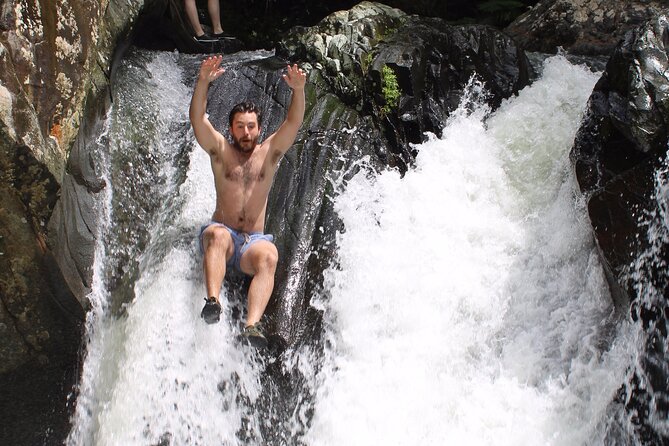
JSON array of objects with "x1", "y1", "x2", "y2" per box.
[{"x1": 210, "y1": 141, "x2": 277, "y2": 232}]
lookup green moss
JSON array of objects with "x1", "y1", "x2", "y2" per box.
[
  {"x1": 376, "y1": 22, "x2": 400, "y2": 42},
  {"x1": 361, "y1": 52, "x2": 374, "y2": 75},
  {"x1": 381, "y1": 64, "x2": 400, "y2": 115}
]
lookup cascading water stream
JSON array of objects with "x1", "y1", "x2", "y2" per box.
[
  {"x1": 304, "y1": 57, "x2": 634, "y2": 446},
  {"x1": 618, "y1": 151, "x2": 669, "y2": 443},
  {"x1": 66, "y1": 48, "x2": 651, "y2": 445},
  {"x1": 66, "y1": 49, "x2": 276, "y2": 445}
]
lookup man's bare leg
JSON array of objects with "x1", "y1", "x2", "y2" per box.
[
  {"x1": 240, "y1": 242, "x2": 278, "y2": 327},
  {"x1": 202, "y1": 226, "x2": 233, "y2": 299}
]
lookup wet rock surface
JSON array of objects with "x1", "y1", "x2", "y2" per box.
[
  {"x1": 505, "y1": 0, "x2": 667, "y2": 56},
  {"x1": 570, "y1": 15, "x2": 669, "y2": 444},
  {"x1": 0, "y1": 0, "x2": 143, "y2": 443},
  {"x1": 278, "y1": 2, "x2": 531, "y2": 169},
  {"x1": 571, "y1": 15, "x2": 669, "y2": 299}
]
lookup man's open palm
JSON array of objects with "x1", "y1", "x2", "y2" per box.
[
  {"x1": 283, "y1": 64, "x2": 306, "y2": 90},
  {"x1": 199, "y1": 55, "x2": 225, "y2": 83}
]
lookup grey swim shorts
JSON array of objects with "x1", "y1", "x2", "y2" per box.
[{"x1": 199, "y1": 221, "x2": 274, "y2": 272}]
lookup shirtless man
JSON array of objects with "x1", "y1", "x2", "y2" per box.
[{"x1": 189, "y1": 55, "x2": 306, "y2": 347}]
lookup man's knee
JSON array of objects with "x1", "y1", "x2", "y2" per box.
[
  {"x1": 254, "y1": 244, "x2": 278, "y2": 272},
  {"x1": 203, "y1": 226, "x2": 231, "y2": 251}
]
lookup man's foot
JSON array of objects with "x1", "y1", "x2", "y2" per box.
[
  {"x1": 212, "y1": 31, "x2": 230, "y2": 39},
  {"x1": 200, "y1": 297, "x2": 221, "y2": 324},
  {"x1": 241, "y1": 322, "x2": 268, "y2": 349}
]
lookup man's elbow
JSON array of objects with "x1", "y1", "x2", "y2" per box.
[
  {"x1": 190, "y1": 110, "x2": 207, "y2": 128},
  {"x1": 188, "y1": 105, "x2": 199, "y2": 123}
]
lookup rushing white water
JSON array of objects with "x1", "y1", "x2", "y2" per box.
[
  {"x1": 68, "y1": 51, "x2": 638, "y2": 445},
  {"x1": 67, "y1": 51, "x2": 269, "y2": 446},
  {"x1": 304, "y1": 57, "x2": 634, "y2": 445},
  {"x1": 623, "y1": 151, "x2": 669, "y2": 440}
]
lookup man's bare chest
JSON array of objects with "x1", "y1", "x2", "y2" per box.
[{"x1": 219, "y1": 158, "x2": 268, "y2": 188}]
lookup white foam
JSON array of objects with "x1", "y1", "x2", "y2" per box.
[
  {"x1": 304, "y1": 56, "x2": 634, "y2": 446},
  {"x1": 68, "y1": 51, "x2": 266, "y2": 446}
]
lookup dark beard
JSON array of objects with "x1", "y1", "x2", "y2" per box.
[{"x1": 232, "y1": 135, "x2": 258, "y2": 154}]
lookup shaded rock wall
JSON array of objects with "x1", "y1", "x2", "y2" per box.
[
  {"x1": 505, "y1": 0, "x2": 667, "y2": 56},
  {"x1": 368, "y1": 18, "x2": 531, "y2": 158},
  {"x1": 0, "y1": 0, "x2": 143, "y2": 369},
  {"x1": 135, "y1": 0, "x2": 540, "y2": 53},
  {"x1": 0, "y1": 0, "x2": 146, "y2": 444},
  {"x1": 570, "y1": 15, "x2": 669, "y2": 444},
  {"x1": 571, "y1": 15, "x2": 669, "y2": 306}
]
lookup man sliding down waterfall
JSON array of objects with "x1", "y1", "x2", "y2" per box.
[{"x1": 189, "y1": 55, "x2": 306, "y2": 348}]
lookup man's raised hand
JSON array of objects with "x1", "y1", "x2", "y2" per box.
[
  {"x1": 282, "y1": 64, "x2": 306, "y2": 90},
  {"x1": 199, "y1": 55, "x2": 225, "y2": 83}
]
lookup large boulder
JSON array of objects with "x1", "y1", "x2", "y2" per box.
[
  {"x1": 279, "y1": 1, "x2": 532, "y2": 169},
  {"x1": 368, "y1": 17, "x2": 531, "y2": 158},
  {"x1": 278, "y1": 2, "x2": 407, "y2": 108},
  {"x1": 570, "y1": 15, "x2": 669, "y2": 444},
  {"x1": 570, "y1": 15, "x2": 669, "y2": 303},
  {"x1": 505, "y1": 0, "x2": 667, "y2": 56}
]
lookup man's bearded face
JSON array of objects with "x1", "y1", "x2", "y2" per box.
[{"x1": 230, "y1": 112, "x2": 260, "y2": 153}]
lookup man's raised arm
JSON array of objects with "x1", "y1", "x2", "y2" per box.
[
  {"x1": 189, "y1": 55, "x2": 226, "y2": 155},
  {"x1": 266, "y1": 64, "x2": 307, "y2": 156}
]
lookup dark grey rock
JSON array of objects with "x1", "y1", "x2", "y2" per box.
[
  {"x1": 571, "y1": 14, "x2": 669, "y2": 306},
  {"x1": 369, "y1": 18, "x2": 532, "y2": 148},
  {"x1": 570, "y1": 15, "x2": 669, "y2": 444},
  {"x1": 278, "y1": 1, "x2": 407, "y2": 107},
  {"x1": 506, "y1": 0, "x2": 668, "y2": 56},
  {"x1": 571, "y1": 15, "x2": 669, "y2": 198},
  {"x1": 279, "y1": 2, "x2": 532, "y2": 170}
]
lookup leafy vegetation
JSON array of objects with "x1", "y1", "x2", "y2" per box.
[{"x1": 381, "y1": 65, "x2": 400, "y2": 115}]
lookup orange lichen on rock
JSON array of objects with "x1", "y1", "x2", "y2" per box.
[{"x1": 49, "y1": 122, "x2": 62, "y2": 144}]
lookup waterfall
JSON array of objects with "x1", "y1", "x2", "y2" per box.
[
  {"x1": 617, "y1": 151, "x2": 669, "y2": 443},
  {"x1": 304, "y1": 56, "x2": 634, "y2": 445},
  {"x1": 67, "y1": 48, "x2": 644, "y2": 445},
  {"x1": 66, "y1": 49, "x2": 275, "y2": 445}
]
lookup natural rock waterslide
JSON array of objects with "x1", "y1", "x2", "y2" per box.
[{"x1": 0, "y1": 0, "x2": 667, "y2": 443}]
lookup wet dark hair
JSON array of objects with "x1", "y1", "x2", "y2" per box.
[{"x1": 228, "y1": 102, "x2": 262, "y2": 127}]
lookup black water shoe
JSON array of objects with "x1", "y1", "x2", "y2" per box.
[
  {"x1": 241, "y1": 322, "x2": 268, "y2": 349},
  {"x1": 201, "y1": 297, "x2": 221, "y2": 324}
]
